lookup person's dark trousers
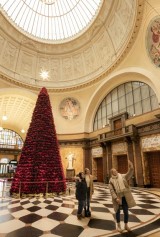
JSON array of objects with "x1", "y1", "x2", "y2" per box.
[
  {"x1": 77, "y1": 200, "x2": 85, "y2": 215},
  {"x1": 116, "y1": 196, "x2": 129, "y2": 223}
]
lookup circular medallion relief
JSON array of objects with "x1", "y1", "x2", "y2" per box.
[
  {"x1": 59, "y1": 98, "x2": 80, "y2": 120},
  {"x1": 147, "y1": 17, "x2": 160, "y2": 67}
]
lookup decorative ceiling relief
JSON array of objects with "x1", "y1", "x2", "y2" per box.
[
  {"x1": 59, "y1": 97, "x2": 80, "y2": 120},
  {"x1": 2, "y1": 42, "x2": 17, "y2": 70},
  {"x1": 147, "y1": 17, "x2": 160, "y2": 67}
]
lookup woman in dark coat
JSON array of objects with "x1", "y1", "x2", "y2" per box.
[{"x1": 75, "y1": 172, "x2": 87, "y2": 219}]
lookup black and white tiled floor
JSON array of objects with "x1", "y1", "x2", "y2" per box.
[{"x1": 0, "y1": 182, "x2": 160, "y2": 237}]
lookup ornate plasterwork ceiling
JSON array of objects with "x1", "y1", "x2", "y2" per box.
[
  {"x1": 0, "y1": 0, "x2": 144, "y2": 90},
  {"x1": 0, "y1": 91, "x2": 36, "y2": 135}
]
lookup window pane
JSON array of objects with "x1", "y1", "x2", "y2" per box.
[
  {"x1": 119, "y1": 108, "x2": 126, "y2": 114},
  {"x1": 107, "y1": 103, "x2": 111, "y2": 115},
  {"x1": 135, "y1": 102, "x2": 142, "y2": 115},
  {"x1": 141, "y1": 84, "x2": 149, "y2": 99},
  {"x1": 150, "y1": 87, "x2": 156, "y2": 96},
  {"x1": 125, "y1": 82, "x2": 132, "y2": 93},
  {"x1": 133, "y1": 88, "x2": 141, "y2": 103},
  {"x1": 127, "y1": 105, "x2": 134, "y2": 116},
  {"x1": 112, "y1": 111, "x2": 118, "y2": 116},
  {"x1": 142, "y1": 98, "x2": 151, "y2": 113},
  {"x1": 102, "y1": 117, "x2": 107, "y2": 127},
  {"x1": 97, "y1": 109, "x2": 101, "y2": 119},
  {"x1": 102, "y1": 106, "x2": 106, "y2": 117},
  {"x1": 101, "y1": 100, "x2": 105, "y2": 108},
  {"x1": 118, "y1": 84, "x2": 125, "y2": 97},
  {"x1": 132, "y1": 81, "x2": 140, "y2": 90},
  {"x1": 126, "y1": 92, "x2": 133, "y2": 106},
  {"x1": 93, "y1": 122, "x2": 97, "y2": 131},
  {"x1": 151, "y1": 95, "x2": 159, "y2": 110},
  {"x1": 112, "y1": 100, "x2": 118, "y2": 113},
  {"x1": 112, "y1": 88, "x2": 118, "y2": 101},
  {"x1": 97, "y1": 119, "x2": 102, "y2": 130},
  {"x1": 106, "y1": 94, "x2": 111, "y2": 104},
  {"x1": 119, "y1": 96, "x2": 126, "y2": 109}
]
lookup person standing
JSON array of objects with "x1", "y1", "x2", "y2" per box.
[
  {"x1": 109, "y1": 160, "x2": 136, "y2": 233},
  {"x1": 84, "y1": 168, "x2": 94, "y2": 217},
  {"x1": 75, "y1": 172, "x2": 87, "y2": 219}
]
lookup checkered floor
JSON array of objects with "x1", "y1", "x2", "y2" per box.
[{"x1": 0, "y1": 182, "x2": 160, "y2": 237}]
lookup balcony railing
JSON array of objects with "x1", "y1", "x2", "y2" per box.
[{"x1": 98, "y1": 124, "x2": 137, "y2": 141}]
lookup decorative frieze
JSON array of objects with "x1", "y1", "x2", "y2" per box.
[
  {"x1": 91, "y1": 147, "x2": 103, "y2": 157},
  {"x1": 112, "y1": 141, "x2": 127, "y2": 154},
  {"x1": 141, "y1": 134, "x2": 160, "y2": 151}
]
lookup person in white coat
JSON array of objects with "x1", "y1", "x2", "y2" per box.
[
  {"x1": 84, "y1": 168, "x2": 94, "y2": 217},
  {"x1": 109, "y1": 160, "x2": 136, "y2": 233}
]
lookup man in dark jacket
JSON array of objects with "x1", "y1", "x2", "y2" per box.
[{"x1": 75, "y1": 172, "x2": 87, "y2": 219}]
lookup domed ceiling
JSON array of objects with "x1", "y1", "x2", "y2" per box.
[
  {"x1": 0, "y1": 0, "x2": 102, "y2": 42},
  {"x1": 0, "y1": 0, "x2": 144, "y2": 90}
]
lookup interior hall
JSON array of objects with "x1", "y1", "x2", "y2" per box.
[{"x1": 0, "y1": 0, "x2": 160, "y2": 236}]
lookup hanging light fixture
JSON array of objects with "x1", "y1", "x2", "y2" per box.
[
  {"x1": 39, "y1": 69, "x2": 49, "y2": 80},
  {"x1": 39, "y1": 44, "x2": 50, "y2": 81}
]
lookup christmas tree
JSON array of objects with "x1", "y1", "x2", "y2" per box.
[{"x1": 10, "y1": 87, "x2": 66, "y2": 195}]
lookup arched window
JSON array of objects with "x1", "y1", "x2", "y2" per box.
[
  {"x1": 93, "y1": 81, "x2": 159, "y2": 131},
  {"x1": 0, "y1": 129, "x2": 23, "y2": 149},
  {"x1": 0, "y1": 158, "x2": 10, "y2": 174}
]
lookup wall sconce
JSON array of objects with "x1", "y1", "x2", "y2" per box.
[
  {"x1": 2, "y1": 105, "x2": 8, "y2": 121},
  {"x1": 2, "y1": 114, "x2": 7, "y2": 121}
]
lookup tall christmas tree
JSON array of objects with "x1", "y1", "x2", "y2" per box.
[{"x1": 10, "y1": 87, "x2": 66, "y2": 195}]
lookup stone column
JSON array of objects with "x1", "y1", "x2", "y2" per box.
[
  {"x1": 106, "y1": 141, "x2": 112, "y2": 180},
  {"x1": 132, "y1": 137, "x2": 144, "y2": 187},
  {"x1": 125, "y1": 137, "x2": 135, "y2": 186},
  {"x1": 83, "y1": 141, "x2": 92, "y2": 171},
  {"x1": 14, "y1": 155, "x2": 18, "y2": 161},
  {"x1": 100, "y1": 142, "x2": 107, "y2": 183}
]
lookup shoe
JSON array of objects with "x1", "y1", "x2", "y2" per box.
[
  {"x1": 117, "y1": 224, "x2": 123, "y2": 233},
  {"x1": 117, "y1": 227, "x2": 123, "y2": 233},
  {"x1": 85, "y1": 210, "x2": 91, "y2": 217},
  {"x1": 77, "y1": 214, "x2": 82, "y2": 220},
  {"x1": 124, "y1": 224, "x2": 131, "y2": 232}
]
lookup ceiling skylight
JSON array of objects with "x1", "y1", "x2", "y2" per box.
[{"x1": 0, "y1": 0, "x2": 102, "y2": 42}]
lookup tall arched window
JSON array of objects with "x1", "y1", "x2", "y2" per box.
[
  {"x1": 0, "y1": 129, "x2": 23, "y2": 149},
  {"x1": 93, "y1": 81, "x2": 159, "y2": 131}
]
